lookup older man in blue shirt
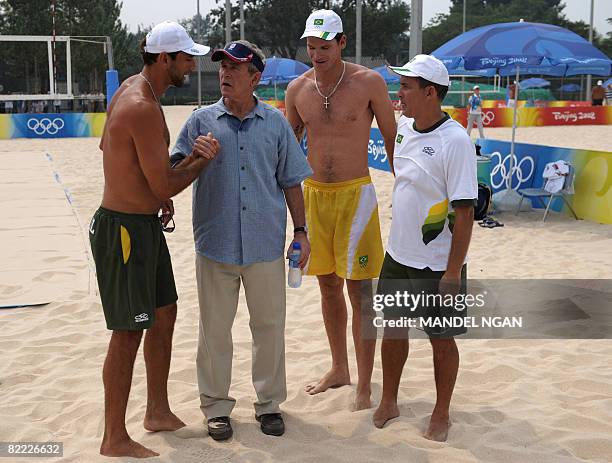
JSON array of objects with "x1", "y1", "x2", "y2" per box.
[{"x1": 171, "y1": 40, "x2": 312, "y2": 440}]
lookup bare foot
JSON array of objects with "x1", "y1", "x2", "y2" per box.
[
  {"x1": 304, "y1": 368, "x2": 350, "y2": 395},
  {"x1": 100, "y1": 437, "x2": 159, "y2": 458},
  {"x1": 372, "y1": 400, "x2": 399, "y2": 428},
  {"x1": 351, "y1": 389, "x2": 372, "y2": 411},
  {"x1": 144, "y1": 411, "x2": 186, "y2": 432},
  {"x1": 424, "y1": 415, "x2": 451, "y2": 442}
]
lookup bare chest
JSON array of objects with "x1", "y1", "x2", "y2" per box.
[{"x1": 297, "y1": 81, "x2": 372, "y2": 129}]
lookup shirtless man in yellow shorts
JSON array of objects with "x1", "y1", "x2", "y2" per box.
[{"x1": 285, "y1": 10, "x2": 397, "y2": 410}]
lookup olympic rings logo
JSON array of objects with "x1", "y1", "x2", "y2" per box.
[
  {"x1": 27, "y1": 117, "x2": 65, "y2": 135},
  {"x1": 490, "y1": 151, "x2": 535, "y2": 190},
  {"x1": 481, "y1": 111, "x2": 495, "y2": 126}
]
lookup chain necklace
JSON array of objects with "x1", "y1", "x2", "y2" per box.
[
  {"x1": 314, "y1": 61, "x2": 346, "y2": 110},
  {"x1": 139, "y1": 72, "x2": 169, "y2": 146},
  {"x1": 139, "y1": 72, "x2": 161, "y2": 106}
]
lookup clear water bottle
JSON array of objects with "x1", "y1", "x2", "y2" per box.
[{"x1": 287, "y1": 242, "x2": 302, "y2": 288}]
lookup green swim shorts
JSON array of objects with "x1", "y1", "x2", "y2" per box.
[
  {"x1": 89, "y1": 207, "x2": 178, "y2": 330},
  {"x1": 377, "y1": 252, "x2": 468, "y2": 338}
]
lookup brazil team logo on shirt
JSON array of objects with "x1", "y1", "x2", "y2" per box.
[
  {"x1": 359, "y1": 255, "x2": 369, "y2": 268},
  {"x1": 314, "y1": 19, "x2": 324, "y2": 25},
  {"x1": 396, "y1": 134, "x2": 404, "y2": 144}
]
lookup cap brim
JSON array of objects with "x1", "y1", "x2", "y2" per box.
[
  {"x1": 182, "y1": 43, "x2": 210, "y2": 56},
  {"x1": 300, "y1": 31, "x2": 339, "y2": 40},
  {"x1": 388, "y1": 66, "x2": 419, "y2": 78},
  {"x1": 388, "y1": 65, "x2": 450, "y2": 86},
  {"x1": 210, "y1": 49, "x2": 245, "y2": 63}
]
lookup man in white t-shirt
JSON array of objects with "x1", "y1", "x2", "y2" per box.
[
  {"x1": 372, "y1": 54, "x2": 477, "y2": 442},
  {"x1": 466, "y1": 85, "x2": 485, "y2": 138}
]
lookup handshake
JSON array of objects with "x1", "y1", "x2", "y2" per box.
[
  {"x1": 168, "y1": 133, "x2": 221, "y2": 170},
  {"x1": 192, "y1": 132, "x2": 221, "y2": 160}
]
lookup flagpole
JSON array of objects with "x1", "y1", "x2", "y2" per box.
[
  {"x1": 225, "y1": 0, "x2": 231, "y2": 43},
  {"x1": 197, "y1": 0, "x2": 202, "y2": 108}
]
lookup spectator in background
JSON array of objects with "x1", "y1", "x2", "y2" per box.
[
  {"x1": 606, "y1": 83, "x2": 612, "y2": 106},
  {"x1": 466, "y1": 85, "x2": 485, "y2": 139},
  {"x1": 591, "y1": 80, "x2": 605, "y2": 106},
  {"x1": 507, "y1": 80, "x2": 518, "y2": 108}
]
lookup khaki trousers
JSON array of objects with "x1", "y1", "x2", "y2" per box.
[{"x1": 195, "y1": 253, "x2": 287, "y2": 419}]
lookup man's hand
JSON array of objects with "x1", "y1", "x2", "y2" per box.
[
  {"x1": 286, "y1": 232, "x2": 310, "y2": 269},
  {"x1": 192, "y1": 132, "x2": 220, "y2": 160},
  {"x1": 160, "y1": 199, "x2": 174, "y2": 226},
  {"x1": 439, "y1": 270, "x2": 461, "y2": 298}
]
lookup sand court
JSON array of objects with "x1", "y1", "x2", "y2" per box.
[
  {"x1": 0, "y1": 151, "x2": 91, "y2": 307},
  {"x1": 0, "y1": 110, "x2": 611, "y2": 461}
]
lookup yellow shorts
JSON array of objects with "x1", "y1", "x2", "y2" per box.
[{"x1": 304, "y1": 176, "x2": 384, "y2": 280}]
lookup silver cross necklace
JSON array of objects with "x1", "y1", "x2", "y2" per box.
[{"x1": 314, "y1": 60, "x2": 346, "y2": 110}]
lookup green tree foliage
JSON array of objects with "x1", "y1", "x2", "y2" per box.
[
  {"x1": 599, "y1": 17, "x2": 612, "y2": 58},
  {"x1": 0, "y1": 0, "x2": 140, "y2": 94},
  {"x1": 340, "y1": 0, "x2": 410, "y2": 62},
  {"x1": 1, "y1": 0, "x2": 607, "y2": 99},
  {"x1": 204, "y1": 0, "x2": 409, "y2": 62},
  {"x1": 0, "y1": 0, "x2": 55, "y2": 93},
  {"x1": 205, "y1": 0, "x2": 330, "y2": 58}
]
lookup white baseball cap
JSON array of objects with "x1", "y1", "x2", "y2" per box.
[
  {"x1": 597, "y1": 80, "x2": 603, "y2": 85},
  {"x1": 473, "y1": 85, "x2": 480, "y2": 89},
  {"x1": 144, "y1": 21, "x2": 210, "y2": 56},
  {"x1": 301, "y1": 10, "x2": 343, "y2": 41},
  {"x1": 389, "y1": 54, "x2": 450, "y2": 86}
]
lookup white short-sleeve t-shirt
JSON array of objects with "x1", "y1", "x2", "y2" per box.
[{"x1": 388, "y1": 113, "x2": 477, "y2": 271}]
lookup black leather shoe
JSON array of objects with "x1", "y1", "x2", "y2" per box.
[
  {"x1": 207, "y1": 416, "x2": 233, "y2": 441},
  {"x1": 256, "y1": 413, "x2": 285, "y2": 436}
]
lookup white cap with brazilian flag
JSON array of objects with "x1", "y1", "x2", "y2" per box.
[{"x1": 301, "y1": 10, "x2": 343, "y2": 41}]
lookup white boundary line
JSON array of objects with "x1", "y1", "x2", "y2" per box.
[{"x1": 45, "y1": 152, "x2": 97, "y2": 296}]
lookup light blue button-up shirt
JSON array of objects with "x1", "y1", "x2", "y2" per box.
[{"x1": 171, "y1": 98, "x2": 312, "y2": 266}]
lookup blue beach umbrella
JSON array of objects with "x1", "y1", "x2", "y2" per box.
[
  {"x1": 432, "y1": 21, "x2": 611, "y2": 77},
  {"x1": 559, "y1": 83, "x2": 581, "y2": 92},
  {"x1": 432, "y1": 21, "x2": 612, "y2": 209},
  {"x1": 259, "y1": 57, "x2": 310, "y2": 86},
  {"x1": 519, "y1": 78, "x2": 550, "y2": 89},
  {"x1": 258, "y1": 57, "x2": 310, "y2": 100},
  {"x1": 373, "y1": 65, "x2": 400, "y2": 84},
  {"x1": 520, "y1": 78, "x2": 550, "y2": 100}
]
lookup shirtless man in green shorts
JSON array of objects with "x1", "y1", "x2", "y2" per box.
[{"x1": 89, "y1": 21, "x2": 218, "y2": 458}]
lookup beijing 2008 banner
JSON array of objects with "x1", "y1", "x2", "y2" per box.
[
  {"x1": 0, "y1": 113, "x2": 106, "y2": 139},
  {"x1": 477, "y1": 139, "x2": 612, "y2": 225},
  {"x1": 446, "y1": 106, "x2": 612, "y2": 128},
  {"x1": 359, "y1": 128, "x2": 612, "y2": 224}
]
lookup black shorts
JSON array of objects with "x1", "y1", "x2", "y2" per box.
[
  {"x1": 377, "y1": 252, "x2": 467, "y2": 338},
  {"x1": 89, "y1": 207, "x2": 178, "y2": 330}
]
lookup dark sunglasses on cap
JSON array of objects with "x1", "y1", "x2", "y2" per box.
[{"x1": 211, "y1": 42, "x2": 265, "y2": 73}]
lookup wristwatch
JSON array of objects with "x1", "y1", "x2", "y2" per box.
[{"x1": 294, "y1": 226, "x2": 307, "y2": 235}]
